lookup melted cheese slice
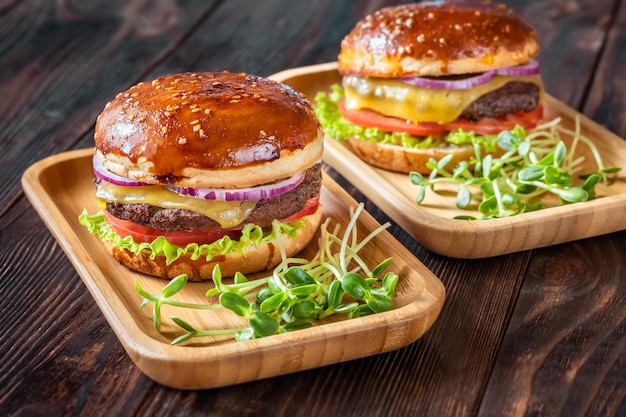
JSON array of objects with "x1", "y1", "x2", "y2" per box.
[
  {"x1": 96, "y1": 182, "x2": 257, "y2": 228},
  {"x1": 343, "y1": 74, "x2": 544, "y2": 123}
]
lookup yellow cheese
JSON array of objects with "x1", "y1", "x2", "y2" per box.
[
  {"x1": 343, "y1": 74, "x2": 543, "y2": 123},
  {"x1": 96, "y1": 182, "x2": 257, "y2": 228}
]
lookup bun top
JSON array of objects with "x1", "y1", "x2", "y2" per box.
[
  {"x1": 338, "y1": 1, "x2": 539, "y2": 77},
  {"x1": 95, "y1": 71, "x2": 323, "y2": 188}
]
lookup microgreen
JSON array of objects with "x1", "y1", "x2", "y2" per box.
[
  {"x1": 136, "y1": 204, "x2": 401, "y2": 344},
  {"x1": 410, "y1": 118, "x2": 620, "y2": 219}
]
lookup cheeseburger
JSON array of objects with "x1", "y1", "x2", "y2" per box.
[
  {"x1": 80, "y1": 71, "x2": 324, "y2": 281},
  {"x1": 315, "y1": 1, "x2": 544, "y2": 173}
]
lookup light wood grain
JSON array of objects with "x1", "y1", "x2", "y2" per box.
[
  {"x1": 20, "y1": 148, "x2": 445, "y2": 390},
  {"x1": 271, "y1": 62, "x2": 626, "y2": 259}
]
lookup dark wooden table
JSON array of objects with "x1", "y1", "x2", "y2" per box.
[{"x1": 1, "y1": 1, "x2": 624, "y2": 416}]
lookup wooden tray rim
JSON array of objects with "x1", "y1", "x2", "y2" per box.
[
  {"x1": 21, "y1": 148, "x2": 445, "y2": 389},
  {"x1": 270, "y1": 62, "x2": 626, "y2": 258}
]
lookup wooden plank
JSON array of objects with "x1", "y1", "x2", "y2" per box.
[
  {"x1": 0, "y1": 199, "x2": 149, "y2": 416},
  {"x1": 0, "y1": 0, "x2": 217, "y2": 216},
  {"x1": 479, "y1": 233, "x2": 626, "y2": 416},
  {"x1": 583, "y1": 0, "x2": 626, "y2": 137}
]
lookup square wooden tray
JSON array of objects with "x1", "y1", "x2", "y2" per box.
[
  {"x1": 271, "y1": 62, "x2": 626, "y2": 258},
  {"x1": 21, "y1": 148, "x2": 445, "y2": 390}
]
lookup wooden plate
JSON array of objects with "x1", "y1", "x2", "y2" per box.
[
  {"x1": 271, "y1": 62, "x2": 626, "y2": 258},
  {"x1": 21, "y1": 148, "x2": 445, "y2": 390}
]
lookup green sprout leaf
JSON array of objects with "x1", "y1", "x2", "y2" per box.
[
  {"x1": 134, "y1": 203, "x2": 402, "y2": 345},
  {"x1": 410, "y1": 119, "x2": 619, "y2": 219}
]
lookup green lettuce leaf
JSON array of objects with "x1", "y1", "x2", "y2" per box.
[
  {"x1": 78, "y1": 210, "x2": 305, "y2": 265},
  {"x1": 313, "y1": 84, "x2": 499, "y2": 152}
]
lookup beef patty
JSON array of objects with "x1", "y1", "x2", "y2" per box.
[
  {"x1": 106, "y1": 163, "x2": 323, "y2": 232},
  {"x1": 460, "y1": 81, "x2": 540, "y2": 121}
]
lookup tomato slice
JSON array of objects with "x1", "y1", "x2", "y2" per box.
[
  {"x1": 103, "y1": 210, "x2": 241, "y2": 246},
  {"x1": 338, "y1": 98, "x2": 543, "y2": 136},
  {"x1": 103, "y1": 195, "x2": 321, "y2": 246},
  {"x1": 281, "y1": 194, "x2": 320, "y2": 222}
]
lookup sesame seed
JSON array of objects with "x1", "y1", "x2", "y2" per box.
[
  {"x1": 171, "y1": 92, "x2": 180, "y2": 98},
  {"x1": 199, "y1": 129, "x2": 206, "y2": 137},
  {"x1": 260, "y1": 130, "x2": 267, "y2": 136},
  {"x1": 191, "y1": 108, "x2": 201, "y2": 113},
  {"x1": 162, "y1": 126, "x2": 168, "y2": 134},
  {"x1": 190, "y1": 104, "x2": 198, "y2": 109},
  {"x1": 129, "y1": 114, "x2": 135, "y2": 121},
  {"x1": 138, "y1": 116, "x2": 145, "y2": 122},
  {"x1": 193, "y1": 124, "x2": 201, "y2": 132},
  {"x1": 231, "y1": 95, "x2": 241, "y2": 100},
  {"x1": 164, "y1": 111, "x2": 172, "y2": 117},
  {"x1": 212, "y1": 81, "x2": 221, "y2": 86},
  {"x1": 204, "y1": 109, "x2": 212, "y2": 114},
  {"x1": 260, "y1": 98, "x2": 268, "y2": 102},
  {"x1": 230, "y1": 99, "x2": 240, "y2": 103},
  {"x1": 190, "y1": 120, "x2": 200, "y2": 125},
  {"x1": 178, "y1": 137, "x2": 187, "y2": 145}
]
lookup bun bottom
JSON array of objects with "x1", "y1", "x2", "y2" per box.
[
  {"x1": 106, "y1": 206, "x2": 323, "y2": 281},
  {"x1": 347, "y1": 138, "x2": 475, "y2": 174}
]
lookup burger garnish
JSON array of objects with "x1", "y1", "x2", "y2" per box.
[
  {"x1": 80, "y1": 71, "x2": 324, "y2": 281},
  {"x1": 315, "y1": 1, "x2": 545, "y2": 174}
]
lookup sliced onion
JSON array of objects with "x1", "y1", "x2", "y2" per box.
[
  {"x1": 399, "y1": 71, "x2": 496, "y2": 90},
  {"x1": 496, "y1": 58, "x2": 540, "y2": 76},
  {"x1": 397, "y1": 59, "x2": 539, "y2": 90},
  {"x1": 166, "y1": 171, "x2": 306, "y2": 201},
  {"x1": 92, "y1": 154, "x2": 150, "y2": 186}
]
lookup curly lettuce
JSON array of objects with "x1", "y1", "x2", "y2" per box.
[
  {"x1": 79, "y1": 210, "x2": 305, "y2": 265},
  {"x1": 313, "y1": 84, "x2": 500, "y2": 152}
]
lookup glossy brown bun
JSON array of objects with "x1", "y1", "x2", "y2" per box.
[
  {"x1": 95, "y1": 71, "x2": 324, "y2": 188},
  {"x1": 105, "y1": 206, "x2": 323, "y2": 281},
  {"x1": 338, "y1": 1, "x2": 539, "y2": 77}
]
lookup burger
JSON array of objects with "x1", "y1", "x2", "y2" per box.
[
  {"x1": 80, "y1": 71, "x2": 324, "y2": 281},
  {"x1": 315, "y1": 1, "x2": 544, "y2": 173}
]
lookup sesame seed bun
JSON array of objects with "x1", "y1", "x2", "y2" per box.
[
  {"x1": 338, "y1": 2, "x2": 540, "y2": 77},
  {"x1": 95, "y1": 71, "x2": 324, "y2": 188},
  {"x1": 88, "y1": 71, "x2": 325, "y2": 281}
]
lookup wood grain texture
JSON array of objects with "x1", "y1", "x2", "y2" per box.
[
  {"x1": 583, "y1": 0, "x2": 626, "y2": 137},
  {"x1": 0, "y1": 0, "x2": 216, "y2": 216},
  {"x1": 480, "y1": 233, "x2": 626, "y2": 417},
  {"x1": 1, "y1": 0, "x2": 624, "y2": 416}
]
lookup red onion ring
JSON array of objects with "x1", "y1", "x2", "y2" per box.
[
  {"x1": 399, "y1": 71, "x2": 496, "y2": 90},
  {"x1": 495, "y1": 58, "x2": 540, "y2": 76},
  {"x1": 398, "y1": 59, "x2": 539, "y2": 89},
  {"x1": 165, "y1": 171, "x2": 305, "y2": 201},
  {"x1": 92, "y1": 154, "x2": 150, "y2": 186}
]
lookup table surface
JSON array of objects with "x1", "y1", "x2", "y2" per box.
[{"x1": 1, "y1": 1, "x2": 625, "y2": 416}]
